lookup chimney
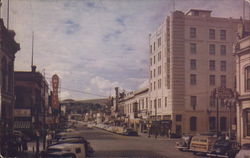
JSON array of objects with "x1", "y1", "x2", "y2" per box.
[{"x1": 31, "y1": 65, "x2": 36, "y2": 73}]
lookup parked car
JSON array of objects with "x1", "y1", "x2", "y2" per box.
[
  {"x1": 176, "y1": 135, "x2": 193, "y2": 152},
  {"x1": 123, "y1": 128, "x2": 138, "y2": 136},
  {"x1": 46, "y1": 143, "x2": 86, "y2": 158},
  {"x1": 43, "y1": 151, "x2": 77, "y2": 158},
  {"x1": 236, "y1": 143, "x2": 250, "y2": 158},
  {"x1": 189, "y1": 135, "x2": 217, "y2": 155},
  {"x1": 56, "y1": 136, "x2": 94, "y2": 157},
  {"x1": 207, "y1": 140, "x2": 239, "y2": 158}
]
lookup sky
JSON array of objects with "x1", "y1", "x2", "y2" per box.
[{"x1": 1, "y1": 0, "x2": 245, "y2": 100}]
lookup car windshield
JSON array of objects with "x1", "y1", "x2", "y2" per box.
[{"x1": 214, "y1": 140, "x2": 230, "y2": 147}]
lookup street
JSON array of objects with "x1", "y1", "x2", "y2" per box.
[{"x1": 77, "y1": 126, "x2": 205, "y2": 158}]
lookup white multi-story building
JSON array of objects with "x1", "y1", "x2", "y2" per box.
[{"x1": 149, "y1": 9, "x2": 246, "y2": 135}]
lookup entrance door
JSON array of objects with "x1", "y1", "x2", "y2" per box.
[{"x1": 176, "y1": 125, "x2": 182, "y2": 137}]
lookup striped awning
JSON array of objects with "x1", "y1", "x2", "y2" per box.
[{"x1": 14, "y1": 121, "x2": 31, "y2": 129}]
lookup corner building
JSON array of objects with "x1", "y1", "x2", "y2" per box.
[{"x1": 149, "y1": 9, "x2": 245, "y2": 135}]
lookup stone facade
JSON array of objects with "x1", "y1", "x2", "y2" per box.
[{"x1": 149, "y1": 9, "x2": 246, "y2": 135}]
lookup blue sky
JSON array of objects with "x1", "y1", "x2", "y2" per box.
[{"x1": 2, "y1": 0, "x2": 245, "y2": 100}]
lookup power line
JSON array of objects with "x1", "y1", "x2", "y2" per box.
[{"x1": 60, "y1": 87, "x2": 108, "y2": 98}]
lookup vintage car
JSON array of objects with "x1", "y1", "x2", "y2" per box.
[
  {"x1": 175, "y1": 135, "x2": 193, "y2": 151},
  {"x1": 236, "y1": 143, "x2": 250, "y2": 158},
  {"x1": 207, "y1": 140, "x2": 239, "y2": 158},
  {"x1": 189, "y1": 135, "x2": 217, "y2": 155}
]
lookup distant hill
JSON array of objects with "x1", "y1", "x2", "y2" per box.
[{"x1": 61, "y1": 98, "x2": 110, "y2": 106}]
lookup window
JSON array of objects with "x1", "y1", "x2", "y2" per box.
[
  {"x1": 75, "y1": 148, "x2": 81, "y2": 153},
  {"x1": 153, "y1": 42, "x2": 155, "y2": 51},
  {"x1": 154, "y1": 69, "x2": 156, "y2": 77},
  {"x1": 209, "y1": 75, "x2": 215, "y2": 86},
  {"x1": 245, "y1": 66, "x2": 250, "y2": 90},
  {"x1": 220, "y1": 45, "x2": 226, "y2": 55},
  {"x1": 158, "y1": 37, "x2": 161, "y2": 47},
  {"x1": 209, "y1": 60, "x2": 216, "y2": 71},
  {"x1": 191, "y1": 96, "x2": 197, "y2": 110},
  {"x1": 190, "y1": 27, "x2": 196, "y2": 38},
  {"x1": 158, "y1": 52, "x2": 161, "y2": 61},
  {"x1": 209, "y1": 117, "x2": 216, "y2": 131},
  {"x1": 190, "y1": 43, "x2": 197, "y2": 54},
  {"x1": 190, "y1": 59, "x2": 196, "y2": 70},
  {"x1": 221, "y1": 75, "x2": 226, "y2": 87},
  {"x1": 150, "y1": 58, "x2": 152, "y2": 66},
  {"x1": 158, "y1": 98, "x2": 161, "y2": 108},
  {"x1": 153, "y1": 56, "x2": 156, "y2": 64},
  {"x1": 165, "y1": 97, "x2": 167, "y2": 107},
  {"x1": 190, "y1": 116, "x2": 197, "y2": 131},
  {"x1": 220, "y1": 117, "x2": 227, "y2": 131},
  {"x1": 150, "y1": 71, "x2": 152, "y2": 79},
  {"x1": 146, "y1": 98, "x2": 148, "y2": 109},
  {"x1": 190, "y1": 74, "x2": 197, "y2": 85},
  {"x1": 154, "y1": 81, "x2": 156, "y2": 90},
  {"x1": 176, "y1": 115, "x2": 182, "y2": 121},
  {"x1": 209, "y1": 44, "x2": 216, "y2": 55},
  {"x1": 209, "y1": 29, "x2": 215, "y2": 40},
  {"x1": 247, "y1": 111, "x2": 250, "y2": 136},
  {"x1": 220, "y1": 30, "x2": 226, "y2": 40},
  {"x1": 150, "y1": 45, "x2": 152, "y2": 53},
  {"x1": 158, "y1": 79, "x2": 161, "y2": 89},
  {"x1": 210, "y1": 96, "x2": 215, "y2": 107},
  {"x1": 154, "y1": 99, "x2": 157, "y2": 109},
  {"x1": 150, "y1": 83, "x2": 152, "y2": 91},
  {"x1": 150, "y1": 100, "x2": 152, "y2": 109},
  {"x1": 221, "y1": 61, "x2": 226, "y2": 71},
  {"x1": 158, "y1": 66, "x2": 161, "y2": 75}
]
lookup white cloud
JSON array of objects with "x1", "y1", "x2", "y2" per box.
[{"x1": 4, "y1": 0, "x2": 243, "y2": 100}]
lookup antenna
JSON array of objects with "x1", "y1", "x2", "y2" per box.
[
  {"x1": 31, "y1": 31, "x2": 34, "y2": 67},
  {"x1": 173, "y1": 0, "x2": 175, "y2": 12},
  {"x1": 7, "y1": 0, "x2": 9, "y2": 28}
]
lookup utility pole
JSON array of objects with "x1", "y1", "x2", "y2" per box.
[{"x1": 43, "y1": 69, "x2": 46, "y2": 150}]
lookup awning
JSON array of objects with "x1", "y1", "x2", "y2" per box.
[{"x1": 14, "y1": 121, "x2": 31, "y2": 129}]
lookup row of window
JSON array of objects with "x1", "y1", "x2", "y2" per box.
[
  {"x1": 149, "y1": 97, "x2": 167, "y2": 109},
  {"x1": 150, "y1": 66, "x2": 161, "y2": 78},
  {"x1": 150, "y1": 37, "x2": 162, "y2": 53},
  {"x1": 150, "y1": 52, "x2": 161, "y2": 66},
  {"x1": 190, "y1": 27, "x2": 226, "y2": 40},
  {"x1": 190, "y1": 74, "x2": 226, "y2": 86},
  {"x1": 150, "y1": 79, "x2": 162, "y2": 91},
  {"x1": 190, "y1": 43, "x2": 227, "y2": 55},
  {"x1": 189, "y1": 116, "x2": 228, "y2": 131},
  {"x1": 190, "y1": 59, "x2": 227, "y2": 71}
]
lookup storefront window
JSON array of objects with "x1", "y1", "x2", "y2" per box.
[{"x1": 245, "y1": 66, "x2": 250, "y2": 91}]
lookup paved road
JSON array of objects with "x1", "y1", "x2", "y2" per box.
[{"x1": 77, "y1": 126, "x2": 205, "y2": 158}]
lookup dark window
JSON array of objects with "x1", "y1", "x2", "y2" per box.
[
  {"x1": 165, "y1": 97, "x2": 167, "y2": 107},
  {"x1": 153, "y1": 42, "x2": 155, "y2": 51},
  {"x1": 75, "y1": 148, "x2": 81, "y2": 153},
  {"x1": 158, "y1": 98, "x2": 161, "y2": 108},
  {"x1": 209, "y1": 60, "x2": 216, "y2": 71},
  {"x1": 158, "y1": 52, "x2": 161, "y2": 61},
  {"x1": 220, "y1": 30, "x2": 226, "y2": 40},
  {"x1": 220, "y1": 45, "x2": 226, "y2": 55},
  {"x1": 209, "y1": 29, "x2": 215, "y2": 40},
  {"x1": 191, "y1": 96, "x2": 197, "y2": 110},
  {"x1": 150, "y1": 45, "x2": 152, "y2": 53},
  {"x1": 247, "y1": 111, "x2": 250, "y2": 136},
  {"x1": 190, "y1": 74, "x2": 197, "y2": 85},
  {"x1": 176, "y1": 115, "x2": 182, "y2": 121},
  {"x1": 153, "y1": 56, "x2": 156, "y2": 64},
  {"x1": 190, "y1": 59, "x2": 196, "y2": 70},
  {"x1": 221, "y1": 61, "x2": 226, "y2": 71},
  {"x1": 220, "y1": 117, "x2": 227, "y2": 131},
  {"x1": 190, "y1": 43, "x2": 197, "y2": 54},
  {"x1": 209, "y1": 117, "x2": 216, "y2": 131},
  {"x1": 190, "y1": 116, "x2": 197, "y2": 131},
  {"x1": 245, "y1": 66, "x2": 250, "y2": 90},
  {"x1": 158, "y1": 37, "x2": 161, "y2": 47},
  {"x1": 209, "y1": 75, "x2": 215, "y2": 86},
  {"x1": 221, "y1": 75, "x2": 226, "y2": 87},
  {"x1": 190, "y1": 27, "x2": 196, "y2": 38},
  {"x1": 209, "y1": 44, "x2": 216, "y2": 55}
]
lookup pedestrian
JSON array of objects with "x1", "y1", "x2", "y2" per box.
[
  {"x1": 21, "y1": 137, "x2": 27, "y2": 151},
  {"x1": 225, "y1": 134, "x2": 230, "y2": 140},
  {"x1": 46, "y1": 133, "x2": 52, "y2": 146}
]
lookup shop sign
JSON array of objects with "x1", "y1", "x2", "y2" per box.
[{"x1": 14, "y1": 109, "x2": 31, "y2": 117}]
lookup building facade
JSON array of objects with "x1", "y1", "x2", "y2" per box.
[
  {"x1": 149, "y1": 9, "x2": 245, "y2": 135},
  {"x1": 14, "y1": 67, "x2": 49, "y2": 137},
  {"x1": 234, "y1": 32, "x2": 250, "y2": 145},
  {"x1": 0, "y1": 19, "x2": 20, "y2": 155}
]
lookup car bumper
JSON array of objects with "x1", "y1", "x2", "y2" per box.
[{"x1": 207, "y1": 153, "x2": 229, "y2": 158}]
